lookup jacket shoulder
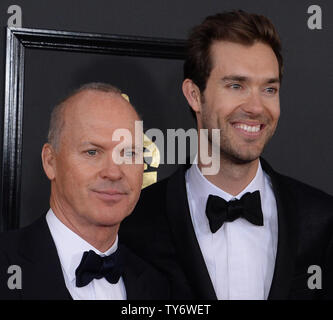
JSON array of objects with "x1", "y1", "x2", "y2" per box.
[
  {"x1": 0, "y1": 217, "x2": 45, "y2": 253},
  {"x1": 275, "y1": 171, "x2": 333, "y2": 205}
]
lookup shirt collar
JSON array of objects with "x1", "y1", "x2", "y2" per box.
[
  {"x1": 187, "y1": 158, "x2": 265, "y2": 201},
  {"x1": 46, "y1": 209, "x2": 118, "y2": 283}
]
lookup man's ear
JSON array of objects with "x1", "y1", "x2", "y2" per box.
[
  {"x1": 182, "y1": 79, "x2": 203, "y2": 114},
  {"x1": 41, "y1": 143, "x2": 56, "y2": 180}
]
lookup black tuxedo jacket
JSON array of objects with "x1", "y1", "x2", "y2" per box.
[
  {"x1": 120, "y1": 158, "x2": 333, "y2": 299},
  {"x1": 0, "y1": 215, "x2": 170, "y2": 300}
]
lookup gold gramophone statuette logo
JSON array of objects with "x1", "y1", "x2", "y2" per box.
[
  {"x1": 143, "y1": 134, "x2": 160, "y2": 189},
  {"x1": 121, "y1": 92, "x2": 160, "y2": 189}
]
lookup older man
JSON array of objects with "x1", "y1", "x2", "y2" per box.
[{"x1": 0, "y1": 83, "x2": 169, "y2": 300}]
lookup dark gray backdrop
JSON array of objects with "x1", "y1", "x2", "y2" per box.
[{"x1": 0, "y1": 0, "x2": 332, "y2": 228}]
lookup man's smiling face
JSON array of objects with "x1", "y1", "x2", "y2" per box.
[{"x1": 198, "y1": 40, "x2": 281, "y2": 163}]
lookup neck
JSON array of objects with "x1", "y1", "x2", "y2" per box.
[
  {"x1": 50, "y1": 196, "x2": 118, "y2": 253},
  {"x1": 198, "y1": 150, "x2": 259, "y2": 196}
]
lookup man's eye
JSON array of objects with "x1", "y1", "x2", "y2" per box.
[
  {"x1": 86, "y1": 150, "x2": 97, "y2": 156},
  {"x1": 124, "y1": 150, "x2": 136, "y2": 158},
  {"x1": 229, "y1": 83, "x2": 242, "y2": 90},
  {"x1": 265, "y1": 87, "x2": 277, "y2": 94}
]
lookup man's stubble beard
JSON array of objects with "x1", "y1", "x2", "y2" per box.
[{"x1": 201, "y1": 107, "x2": 276, "y2": 166}]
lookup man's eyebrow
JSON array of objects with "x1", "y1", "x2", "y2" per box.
[
  {"x1": 266, "y1": 77, "x2": 280, "y2": 84},
  {"x1": 79, "y1": 141, "x2": 104, "y2": 148},
  {"x1": 222, "y1": 75, "x2": 280, "y2": 84},
  {"x1": 222, "y1": 75, "x2": 248, "y2": 82},
  {"x1": 80, "y1": 141, "x2": 140, "y2": 149}
]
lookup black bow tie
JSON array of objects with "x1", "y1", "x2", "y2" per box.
[
  {"x1": 75, "y1": 249, "x2": 123, "y2": 288},
  {"x1": 205, "y1": 191, "x2": 264, "y2": 233}
]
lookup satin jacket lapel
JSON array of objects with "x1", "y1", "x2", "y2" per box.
[
  {"x1": 18, "y1": 216, "x2": 72, "y2": 300},
  {"x1": 165, "y1": 166, "x2": 217, "y2": 300},
  {"x1": 121, "y1": 245, "x2": 155, "y2": 299},
  {"x1": 261, "y1": 158, "x2": 299, "y2": 299},
  {"x1": 122, "y1": 267, "x2": 142, "y2": 299}
]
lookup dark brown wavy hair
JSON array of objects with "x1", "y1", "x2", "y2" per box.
[{"x1": 184, "y1": 10, "x2": 283, "y2": 92}]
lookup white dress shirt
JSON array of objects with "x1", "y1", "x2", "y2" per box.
[
  {"x1": 185, "y1": 160, "x2": 278, "y2": 300},
  {"x1": 46, "y1": 209, "x2": 126, "y2": 300}
]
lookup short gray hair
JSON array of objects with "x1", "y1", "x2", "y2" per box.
[{"x1": 47, "y1": 82, "x2": 124, "y2": 150}]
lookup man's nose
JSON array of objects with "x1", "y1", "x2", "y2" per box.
[
  {"x1": 241, "y1": 90, "x2": 265, "y2": 115},
  {"x1": 99, "y1": 154, "x2": 123, "y2": 180}
]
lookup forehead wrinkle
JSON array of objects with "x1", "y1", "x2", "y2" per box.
[{"x1": 58, "y1": 90, "x2": 140, "y2": 149}]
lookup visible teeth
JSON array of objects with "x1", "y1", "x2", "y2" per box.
[{"x1": 234, "y1": 124, "x2": 260, "y2": 133}]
